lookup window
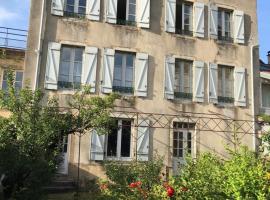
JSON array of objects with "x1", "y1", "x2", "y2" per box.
[
  {"x1": 218, "y1": 65, "x2": 234, "y2": 103},
  {"x1": 64, "y1": 0, "x2": 86, "y2": 17},
  {"x1": 174, "y1": 59, "x2": 193, "y2": 99},
  {"x1": 175, "y1": 1, "x2": 193, "y2": 36},
  {"x1": 117, "y1": 0, "x2": 136, "y2": 26},
  {"x1": 218, "y1": 8, "x2": 232, "y2": 42},
  {"x1": 107, "y1": 120, "x2": 132, "y2": 159},
  {"x1": 113, "y1": 52, "x2": 135, "y2": 94},
  {"x1": 262, "y1": 83, "x2": 270, "y2": 108},
  {"x1": 2, "y1": 70, "x2": 23, "y2": 92},
  {"x1": 58, "y1": 46, "x2": 83, "y2": 90}
]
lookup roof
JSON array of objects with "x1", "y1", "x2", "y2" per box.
[{"x1": 260, "y1": 59, "x2": 270, "y2": 72}]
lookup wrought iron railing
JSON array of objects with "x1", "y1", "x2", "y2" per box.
[
  {"x1": 116, "y1": 19, "x2": 136, "y2": 26},
  {"x1": 113, "y1": 86, "x2": 134, "y2": 94},
  {"x1": 58, "y1": 81, "x2": 81, "y2": 90},
  {"x1": 218, "y1": 96, "x2": 234, "y2": 104},
  {"x1": 175, "y1": 92, "x2": 193, "y2": 99},
  {"x1": 64, "y1": 11, "x2": 86, "y2": 19},
  {"x1": 218, "y1": 35, "x2": 233, "y2": 43},
  {"x1": 175, "y1": 28, "x2": 193, "y2": 36},
  {"x1": 0, "y1": 27, "x2": 28, "y2": 50}
]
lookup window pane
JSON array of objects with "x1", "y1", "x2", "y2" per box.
[
  {"x1": 78, "y1": 7, "x2": 86, "y2": 14},
  {"x1": 121, "y1": 120, "x2": 131, "y2": 157},
  {"x1": 79, "y1": 0, "x2": 86, "y2": 7},
  {"x1": 66, "y1": 5, "x2": 75, "y2": 13},
  {"x1": 67, "y1": 0, "x2": 75, "y2": 5},
  {"x1": 2, "y1": 81, "x2": 8, "y2": 91},
  {"x1": 218, "y1": 11, "x2": 222, "y2": 37},
  {"x1": 115, "y1": 53, "x2": 123, "y2": 66},
  {"x1": 262, "y1": 84, "x2": 270, "y2": 107},
  {"x1": 16, "y1": 72, "x2": 23, "y2": 82},
  {"x1": 178, "y1": 149, "x2": 183, "y2": 157},
  {"x1": 173, "y1": 132, "x2": 178, "y2": 140},
  {"x1": 15, "y1": 82, "x2": 22, "y2": 91},
  {"x1": 3, "y1": 70, "x2": 8, "y2": 81},
  {"x1": 125, "y1": 67, "x2": 133, "y2": 84},
  {"x1": 107, "y1": 122, "x2": 118, "y2": 157},
  {"x1": 173, "y1": 148, "x2": 178, "y2": 157},
  {"x1": 62, "y1": 47, "x2": 72, "y2": 61},
  {"x1": 75, "y1": 48, "x2": 83, "y2": 62},
  {"x1": 218, "y1": 67, "x2": 223, "y2": 96}
]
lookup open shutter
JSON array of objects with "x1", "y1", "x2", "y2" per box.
[
  {"x1": 194, "y1": 2, "x2": 205, "y2": 38},
  {"x1": 106, "y1": 0, "x2": 118, "y2": 24},
  {"x1": 233, "y1": 10, "x2": 245, "y2": 44},
  {"x1": 164, "y1": 56, "x2": 175, "y2": 100},
  {"x1": 102, "y1": 48, "x2": 115, "y2": 93},
  {"x1": 208, "y1": 63, "x2": 218, "y2": 104},
  {"x1": 209, "y1": 4, "x2": 218, "y2": 39},
  {"x1": 82, "y1": 47, "x2": 98, "y2": 93},
  {"x1": 193, "y1": 61, "x2": 205, "y2": 102},
  {"x1": 86, "y1": 0, "x2": 100, "y2": 21},
  {"x1": 135, "y1": 53, "x2": 148, "y2": 97},
  {"x1": 165, "y1": 0, "x2": 176, "y2": 33},
  {"x1": 137, "y1": 120, "x2": 150, "y2": 161},
  {"x1": 45, "y1": 42, "x2": 61, "y2": 90},
  {"x1": 137, "y1": 0, "x2": 150, "y2": 28},
  {"x1": 51, "y1": 0, "x2": 64, "y2": 16},
  {"x1": 90, "y1": 130, "x2": 105, "y2": 161},
  {"x1": 234, "y1": 67, "x2": 246, "y2": 107}
]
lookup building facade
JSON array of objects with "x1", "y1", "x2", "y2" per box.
[{"x1": 24, "y1": 0, "x2": 260, "y2": 179}]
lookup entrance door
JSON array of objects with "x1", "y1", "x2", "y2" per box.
[{"x1": 58, "y1": 136, "x2": 69, "y2": 175}]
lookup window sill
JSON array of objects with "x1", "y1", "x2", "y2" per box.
[
  {"x1": 112, "y1": 23, "x2": 139, "y2": 31},
  {"x1": 173, "y1": 33, "x2": 196, "y2": 41}
]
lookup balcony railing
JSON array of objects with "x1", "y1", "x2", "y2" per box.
[
  {"x1": 113, "y1": 86, "x2": 134, "y2": 94},
  {"x1": 116, "y1": 19, "x2": 136, "y2": 26},
  {"x1": 174, "y1": 92, "x2": 193, "y2": 100},
  {"x1": 0, "y1": 27, "x2": 28, "y2": 50},
  {"x1": 218, "y1": 96, "x2": 234, "y2": 104}
]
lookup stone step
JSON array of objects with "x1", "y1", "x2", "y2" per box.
[
  {"x1": 44, "y1": 175, "x2": 77, "y2": 193},
  {"x1": 44, "y1": 186, "x2": 76, "y2": 194}
]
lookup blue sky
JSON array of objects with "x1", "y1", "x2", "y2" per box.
[{"x1": 0, "y1": 0, "x2": 269, "y2": 62}]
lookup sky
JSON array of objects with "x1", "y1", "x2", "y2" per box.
[{"x1": 0, "y1": 0, "x2": 269, "y2": 62}]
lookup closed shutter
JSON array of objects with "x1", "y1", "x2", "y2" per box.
[
  {"x1": 102, "y1": 48, "x2": 115, "y2": 94},
  {"x1": 209, "y1": 4, "x2": 218, "y2": 39},
  {"x1": 194, "y1": 2, "x2": 205, "y2": 38},
  {"x1": 137, "y1": 120, "x2": 150, "y2": 161},
  {"x1": 51, "y1": 0, "x2": 64, "y2": 16},
  {"x1": 106, "y1": 0, "x2": 118, "y2": 24},
  {"x1": 234, "y1": 67, "x2": 246, "y2": 107},
  {"x1": 165, "y1": 0, "x2": 176, "y2": 33},
  {"x1": 193, "y1": 61, "x2": 205, "y2": 102},
  {"x1": 208, "y1": 63, "x2": 218, "y2": 104},
  {"x1": 233, "y1": 10, "x2": 245, "y2": 44},
  {"x1": 135, "y1": 53, "x2": 148, "y2": 97},
  {"x1": 82, "y1": 47, "x2": 98, "y2": 93},
  {"x1": 137, "y1": 0, "x2": 150, "y2": 28},
  {"x1": 164, "y1": 56, "x2": 175, "y2": 100},
  {"x1": 86, "y1": 0, "x2": 100, "y2": 21},
  {"x1": 45, "y1": 42, "x2": 61, "y2": 90},
  {"x1": 90, "y1": 130, "x2": 105, "y2": 161}
]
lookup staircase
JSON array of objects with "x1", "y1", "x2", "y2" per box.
[{"x1": 44, "y1": 174, "x2": 77, "y2": 193}]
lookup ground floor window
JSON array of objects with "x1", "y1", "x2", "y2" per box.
[{"x1": 2, "y1": 70, "x2": 23, "y2": 92}]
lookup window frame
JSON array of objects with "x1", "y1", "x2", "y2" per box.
[
  {"x1": 218, "y1": 8, "x2": 233, "y2": 42},
  {"x1": 64, "y1": 0, "x2": 87, "y2": 17},
  {"x1": 218, "y1": 65, "x2": 234, "y2": 104},
  {"x1": 116, "y1": 0, "x2": 137, "y2": 26},
  {"x1": 175, "y1": 1, "x2": 193, "y2": 36}
]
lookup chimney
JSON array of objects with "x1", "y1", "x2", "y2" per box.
[{"x1": 268, "y1": 51, "x2": 270, "y2": 64}]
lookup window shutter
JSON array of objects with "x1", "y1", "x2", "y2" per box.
[
  {"x1": 209, "y1": 4, "x2": 218, "y2": 39},
  {"x1": 82, "y1": 47, "x2": 98, "y2": 93},
  {"x1": 135, "y1": 53, "x2": 148, "y2": 97},
  {"x1": 45, "y1": 42, "x2": 61, "y2": 90},
  {"x1": 106, "y1": 0, "x2": 118, "y2": 24},
  {"x1": 234, "y1": 67, "x2": 246, "y2": 107},
  {"x1": 51, "y1": 0, "x2": 64, "y2": 16},
  {"x1": 86, "y1": 0, "x2": 100, "y2": 21},
  {"x1": 208, "y1": 63, "x2": 218, "y2": 104},
  {"x1": 193, "y1": 61, "x2": 205, "y2": 102},
  {"x1": 90, "y1": 130, "x2": 105, "y2": 161},
  {"x1": 137, "y1": 0, "x2": 150, "y2": 28},
  {"x1": 102, "y1": 48, "x2": 115, "y2": 94},
  {"x1": 164, "y1": 56, "x2": 175, "y2": 100},
  {"x1": 137, "y1": 120, "x2": 150, "y2": 161},
  {"x1": 233, "y1": 10, "x2": 245, "y2": 44},
  {"x1": 165, "y1": 0, "x2": 176, "y2": 33},
  {"x1": 194, "y1": 2, "x2": 205, "y2": 38}
]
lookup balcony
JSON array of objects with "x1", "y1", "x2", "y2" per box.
[{"x1": 0, "y1": 27, "x2": 28, "y2": 50}]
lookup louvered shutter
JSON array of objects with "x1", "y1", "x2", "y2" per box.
[
  {"x1": 51, "y1": 0, "x2": 64, "y2": 16},
  {"x1": 137, "y1": 0, "x2": 150, "y2": 28},
  {"x1": 208, "y1": 63, "x2": 218, "y2": 104},
  {"x1": 233, "y1": 10, "x2": 245, "y2": 44},
  {"x1": 194, "y1": 2, "x2": 205, "y2": 38},
  {"x1": 209, "y1": 4, "x2": 218, "y2": 39},
  {"x1": 135, "y1": 53, "x2": 148, "y2": 97},
  {"x1": 106, "y1": 0, "x2": 118, "y2": 24},
  {"x1": 165, "y1": 56, "x2": 175, "y2": 100},
  {"x1": 193, "y1": 61, "x2": 205, "y2": 102},
  {"x1": 102, "y1": 48, "x2": 115, "y2": 93},
  {"x1": 90, "y1": 130, "x2": 105, "y2": 161},
  {"x1": 82, "y1": 47, "x2": 98, "y2": 93},
  {"x1": 45, "y1": 42, "x2": 61, "y2": 90},
  {"x1": 234, "y1": 67, "x2": 246, "y2": 107},
  {"x1": 165, "y1": 0, "x2": 176, "y2": 33},
  {"x1": 137, "y1": 120, "x2": 150, "y2": 161},
  {"x1": 86, "y1": 0, "x2": 100, "y2": 21}
]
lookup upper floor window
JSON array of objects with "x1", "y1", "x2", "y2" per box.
[
  {"x1": 64, "y1": 0, "x2": 86, "y2": 18},
  {"x1": 218, "y1": 65, "x2": 234, "y2": 103},
  {"x1": 2, "y1": 70, "x2": 23, "y2": 92},
  {"x1": 218, "y1": 8, "x2": 233, "y2": 42},
  {"x1": 175, "y1": 1, "x2": 193, "y2": 36},
  {"x1": 117, "y1": 0, "x2": 136, "y2": 26}
]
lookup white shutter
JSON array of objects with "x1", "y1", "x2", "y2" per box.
[
  {"x1": 90, "y1": 130, "x2": 105, "y2": 161},
  {"x1": 106, "y1": 0, "x2": 118, "y2": 24},
  {"x1": 233, "y1": 10, "x2": 245, "y2": 44},
  {"x1": 51, "y1": 0, "x2": 64, "y2": 16},
  {"x1": 194, "y1": 2, "x2": 205, "y2": 38},
  {"x1": 82, "y1": 47, "x2": 98, "y2": 93},
  {"x1": 193, "y1": 61, "x2": 205, "y2": 102},
  {"x1": 45, "y1": 42, "x2": 61, "y2": 90},
  {"x1": 86, "y1": 0, "x2": 100, "y2": 21},
  {"x1": 102, "y1": 48, "x2": 115, "y2": 93},
  {"x1": 137, "y1": 120, "x2": 150, "y2": 161},
  {"x1": 135, "y1": 53, "x2": 148, "y2": 97},
  {"x1": 208, "y1": 63, "x2": 218, "y2": 104},
  {"x1": 137, "y1": 0, "x2": 150, "y2": 28},
  {"x1": 165, "y1": 0, "x2": 176, "y2": 33},
  {"x1": 209, "y1": 4, "x2": 218, "y2": 39},
  {"x1": 234, "y1": 67, "x2": 246, "y2": 107},
  {"x1": 164, "y1": 56, "x2": 175, "y2": 100}
]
